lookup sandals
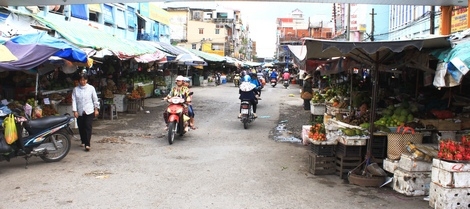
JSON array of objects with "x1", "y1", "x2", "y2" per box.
[{"x1": 85, "y1": 146, "x2": 90, "y2": 151}]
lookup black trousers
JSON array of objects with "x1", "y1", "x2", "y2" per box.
[
  {"x1": 77, "y1": 112, "x2": 94, "y2": 147},
  {"x1": 303, "y1": 99, "x2": 311, "y2": 110}
]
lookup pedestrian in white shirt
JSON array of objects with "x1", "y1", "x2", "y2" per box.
[{"x1": 72, "y1": 73, "x2": 99, "y2": 151}]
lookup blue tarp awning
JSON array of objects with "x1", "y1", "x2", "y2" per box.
[{"x1": 10, "y1": 32, "x2": 88, "y2": 63}]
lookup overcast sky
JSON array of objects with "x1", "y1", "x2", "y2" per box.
[
  {"x1": 216, "y1": 1, "x2": 333, "y2": 58},
  {"x1": 160, "y1": 1, "x2": 333, "y2": 59}
]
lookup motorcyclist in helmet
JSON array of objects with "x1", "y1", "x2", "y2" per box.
[
  {"x1": 238, "y1": 76, "x2": 258, "y2": 118},
  {"x1": 183, "y1": 77, "x2": 196, "y2": 130},
  {"x1": 163, "y1": 75, "x2": 191, "y2": 130},
  {"x1": 282, "y1": 68, "x2": 291, "y2": 82},
  {"x1": 249, "y1": 73, "x2": 262, "y2": 98}
]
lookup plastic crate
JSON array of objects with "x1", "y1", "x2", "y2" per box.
[
  {"x1": 308, "y1": 153, "x2": 335, "y2": 175},
  {"x1": 335, "y1": 154, "x2": 362, "y2": 179},
  {"x1": 336, "y1": 142, "x2": 366, "y2": 157},
  {"x1": 310, "y1": 144, "x2": 335, "y2": 157}
]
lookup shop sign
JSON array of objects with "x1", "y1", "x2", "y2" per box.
[
  {"x1": 451, "y1": 7, "x2": 467, "y2": 33},
  {"x1": 149, "y1": 3, "x2": 170, "y2": 25}
]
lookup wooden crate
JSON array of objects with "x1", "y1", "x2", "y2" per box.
[
  {"x1": 308, "y1": 153, "x2": 335, "y2": 175},
  {"x1": 335, "y1": 154, "x2": 362, "y2": 179},
  {"x1": 127, "y1": 99, "x2": 141, "y2": 114}
]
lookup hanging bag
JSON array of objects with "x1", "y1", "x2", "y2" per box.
[
  {"x1": 301, "y1": 91, "x2": 313, "y2": 100},
  {"x1": 0, "y1": 131, "x2": 12, "y2": 153},
  {"x1": 387, "y1": 126, "x2": 423, "y2": 160},
  {"x1": 3, "y1": 114, "x2": 18, "y2": 144}
]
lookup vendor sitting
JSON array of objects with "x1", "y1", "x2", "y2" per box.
[{"x1": 345, "y1": 102, "x2": 371, "y2": 126}]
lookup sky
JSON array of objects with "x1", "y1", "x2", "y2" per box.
[
  {"x1": 160, "y1": 1, "x2": 334, "y2": 59},
  {"x1": 216, "y1": 1, "x2": 333, "y2": 58}
]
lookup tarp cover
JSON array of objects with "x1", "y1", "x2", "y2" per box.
[
  {"x1": 10, "y1": 32, "x2": 88, "y2": 63},
  {"x1": 0, "y1": 41, "x2": 59, "y2": 71},
  {"x1": 33, "y1": 15, "x2": 157, "y2": 59},
  {"x1": 303, "y1": 36, "x2": 451, "y2": 66}
]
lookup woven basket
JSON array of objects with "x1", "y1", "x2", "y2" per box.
[{"x1": 387, "y1": 126, "x2": 423, "y2": 160}]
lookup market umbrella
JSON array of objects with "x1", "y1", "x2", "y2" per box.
[
  {"x1": 0, "y1": 41, "x2": 60, "y2": 71},
  {"x1": 0, "y1": 45, "x2": 17, "y2": 62},
  {"x1": 174, "y1": 53, "x2": 207, "y2": 66},
  {"x1": 9, "y1": 32, "x2": 88, "y2": 63},
  {"x1": 302, "y1": 36, "x2": 452, "y2": 163}
]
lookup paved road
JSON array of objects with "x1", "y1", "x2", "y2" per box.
[{"x1": 0, "y1": 83, "x2": 430, "y2": 209}]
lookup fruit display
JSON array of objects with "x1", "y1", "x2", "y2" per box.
[
  {"x1": 374, "y1": 101, "x2": 417, "y2": 127},
  {"x1": 339, "y1": 127, "x2": 366, "y2": 136},
  {"x1": 127, "y1": 89, "x2": 141, "y2": 100},
  {"x1": 41, "y1": 105, "x2": 58, "y2": 116},
  {"x1": 311, "y1": 92, "x2": 325, "y2": 103},
  {"x1": 438, "y1": 139, "x2": 470, "y2": 161},
  {"x1": 61, "y1": 93, "x2": 72, "y2": 105},
  {"x1": 136, "y1": 86, "x2": 146, "y2": 98},
  {"x1": 26, "y1": 98, "x2": 36, "y2": 107},
  {"x1": 308, "y1": 123, "x2": 326, "y2": 141}
]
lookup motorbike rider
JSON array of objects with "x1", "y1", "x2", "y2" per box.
[
  {"x1": 163, "y1": 75, "x2": 191, "y2": 130},
  {"x1": 249, "y1": 73, "x2": 262, "y2": 98},
  {"x1": 238, "y1": 77, "x2": 258, "y2": 118},
  {"x1": 269, "y1": 69, "x2": 278, "y2": 82},
  {"x1": 282, "y1": 68, "x2": 291, "y2": 82},
  {"x1": 183, "y1": 77, "x2": 196, "y2": 130}
]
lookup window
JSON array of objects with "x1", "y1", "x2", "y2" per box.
[
  {"x1": 192, "y1": 44, "x2": 196, "y2": 49},
  {"x1": 198, "y1": 28, "x2": 204, "y2": 34},
  {"x1": 89, "y1": 12, "x2": 98, "y2": 22},
  {"x1": 215, "y1": 28, "x2": 220, "y2": 34}
]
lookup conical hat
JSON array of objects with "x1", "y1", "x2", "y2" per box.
[{"x1": 239, "y1": 82, "x2": 256, "y2": 92}]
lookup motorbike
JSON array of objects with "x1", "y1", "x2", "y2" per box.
[
  {"x1": 283, "y1": 80, "x2": 290, "y2": 89},
  {"x1": 239, "y1": 100, "x2": 255, "y2": 129},
  {"x1": 270, "y1": 78, "x2": 277, "y2": 87},
  {"x1": 165, "y1": 92, "x2": 193, "y2": 145},
  {"x1": 233, "y1": 74, "x2": 241, "y2": 87},
  {"x1": 0, "y1": 112, "x2": 75, "y2": 168},
  {"x1": 214, "y1": 73, "x2": 221, "y2": 86}
]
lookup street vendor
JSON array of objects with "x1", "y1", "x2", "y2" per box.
[{"x1": 345, "y1": 102, "x2": 371, "y2": 125}]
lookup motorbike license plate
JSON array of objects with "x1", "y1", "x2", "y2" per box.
[{"x1": 241, "y1": 109, "x2": 249, "y2": 114}]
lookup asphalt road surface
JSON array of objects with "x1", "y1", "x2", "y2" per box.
[{"x1": 0, "y1": 83, "x2": 430, "y2": 209}]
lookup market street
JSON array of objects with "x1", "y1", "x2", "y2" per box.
[{"x1": 0, "y1": 83, "x2": 429, "y2": 209}]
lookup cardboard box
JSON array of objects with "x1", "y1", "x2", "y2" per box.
[{"x1": 420, "y1": 119, "x2": 461, "y2": 131}]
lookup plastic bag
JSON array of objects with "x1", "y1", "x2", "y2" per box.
[{"x1": 3, "y1": 114, "x2": 17, "y2": 144}]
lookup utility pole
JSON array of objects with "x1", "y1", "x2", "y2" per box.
[
  {"x1": 430, "y1": 6, "x2": 435, "y2": 34},
  {"x1": 370, "y1": 8, "x2": 376, "y2": 41},
  {"x1": 346, "y1": 4, "x2": 350, "y2": 41}
]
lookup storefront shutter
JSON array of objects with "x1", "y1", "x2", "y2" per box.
[{"x1": 71, "y1": 4, "x2": 87, "y2": 20}]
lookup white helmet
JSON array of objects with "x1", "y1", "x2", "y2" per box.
[
  {"x1": 175, "y1": 75, "x2": 185, "y2": 82},
  {"x1": 184, "y1": 77, "x2": 191, "y2": 82},
  {"x1": 284, "y1": 68, "x2": 289, "y2": 72}
]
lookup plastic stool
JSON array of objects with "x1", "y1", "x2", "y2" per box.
[{"x1": 102, "y1": 104, "x2": 118, "y2": 120}]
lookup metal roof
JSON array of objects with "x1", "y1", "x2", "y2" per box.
[{"x1": 0, "y1": 0, "x2": 467, "y2": 6}]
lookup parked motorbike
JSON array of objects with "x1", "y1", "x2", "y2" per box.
[
  {"x1": 233, "y1": 74, "x2": 241, "y2": 87},
  {"x1": 283, "y1": 80, "x2": 290, "y2": 89},
  {"x1": 165, "y1": 92, "x2": 193, "y2": 145},
  {"x1": 239, "y1": 100, "x2": 255, "y2": 129},
  {"x1": 215, "y1": 73, "x2": 221, "y2": 86},
  {"x1": 0, "y1": 112, "x2": 75, "y2": 167},
  {"x1": 270, "y1": 78, "x2": 277, "y2": 87}
]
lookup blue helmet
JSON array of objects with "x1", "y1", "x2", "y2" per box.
[{"x1": 243, "y1": 75, "x2": 251, "y2": 82}]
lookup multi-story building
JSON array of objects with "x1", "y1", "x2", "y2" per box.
[
  {"x1": 2, "y1": 3, "x2": 171, "y2": 44},
  {"x1": 163, "y1": 3, "x2": 249, "y2": 59},
  {"x1": 276, "y1": 9, "x2": 333, "y2": 62}
]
